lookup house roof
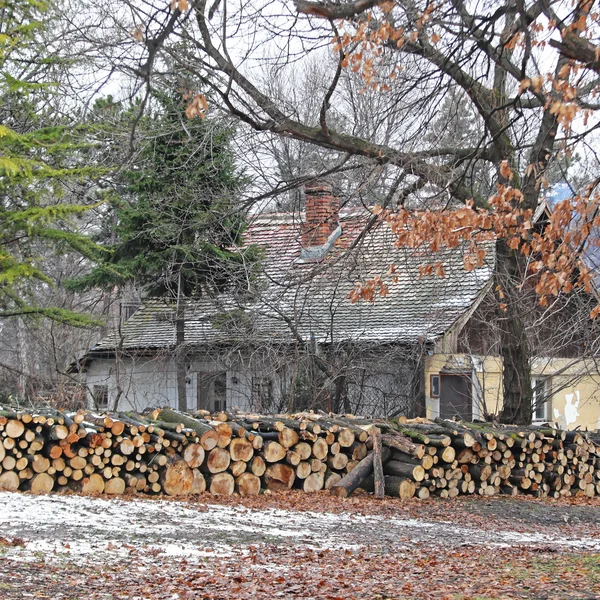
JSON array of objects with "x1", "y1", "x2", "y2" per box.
[{"x1": 89, "y1": 207, "x2": 494, "y2": 354}]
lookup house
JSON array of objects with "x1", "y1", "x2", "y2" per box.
[{"x1": 76, "y1": 182, "x2": 600, "y2": 428}]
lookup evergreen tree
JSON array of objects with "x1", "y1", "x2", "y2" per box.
[
  {"x1": 0, "y1": 0, "x2": 104, "y2": 326},
  {"x1": 71, "y1": 91, "x2": 259, "y2": 409}
]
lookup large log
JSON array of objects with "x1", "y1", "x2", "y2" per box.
[
  {"x1": 81, "y1": 473, "x2": 104, "y2": 494},
  {"x1": 263, "y1": 441, "x2": 287, "y2": 463},
  {"x1": 236, "y1": 472, "x2": 261, "y2": 496},
  {"x1": 278, "y1": 427, "x2": 300, "y2": 448},
  {"x1": 303, "y1": 472, "x2": 324, "y2": 493},
  {"x1": 105, "y1": 477, "x2": 126, "y2": 494},
  {"x1": 264, "y1": 464, "x2": 295, "y2": 490},
  {"x1": 6, "y1": 419, "x2": 25, "y2": 438},
  {"x1": 229, "y1": 438, "x2": 254, "y2": 462},
  {"x1": 330, "y1": 447, "x2": 391, "y2": 498},
  {"x1": 384, "y1": 460, "x2": 425, "y2": 482},
  {"x1": 161, "y1": 457, "x2": 193, "y2": 496},
  {"x1": 311, "y1": 438, "x2": 329, "y2": 460},
  {"x1": 361, "y1": 475, "x2": 416, "y2": 500},
  {"x1": 157, "y1": 408, "x2": 213, "y2": 437},
  {"x1": 30, "y1": 472, "x2": 54, "y2": 494},
  {"x1": 205, "y1": 447, "x2": 231, "y2": 473},
  {"x1": 210, "y1": 472, "x2": 235, "y2": 495},
  {"x1": 183, "y1": 443, "x2": 205, "y2": 468}
]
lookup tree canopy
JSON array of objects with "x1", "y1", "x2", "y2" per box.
[
  {"x1": 0, "y1": 0, "x2": 105, "y2": 326},
  {"x1": 71, "y1": 92, "x2": 254, "y2": 299}
]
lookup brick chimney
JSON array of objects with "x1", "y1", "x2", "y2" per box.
[{"x1": 301, "y1": 180, "x2": 340, "y2": 249}]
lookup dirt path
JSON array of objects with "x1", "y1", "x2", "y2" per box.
[{"x1": 1, "y1": 491, "x2": 599, "y2": 599}]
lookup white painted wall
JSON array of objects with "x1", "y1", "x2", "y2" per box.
[
  {"x1": 85, "y1": 355, "x2": 275, "y2": 413},
  {"x1": 84, "y1": 350, "x2": 419, "y2": 416}
]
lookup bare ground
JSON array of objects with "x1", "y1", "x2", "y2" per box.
[{"x1": 0, "y1": 490, "x2": 599, "y2": 599}]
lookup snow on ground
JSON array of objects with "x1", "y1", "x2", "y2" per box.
[{"x1": 1, "y1": 491, "x2": 600, "y2": 568}]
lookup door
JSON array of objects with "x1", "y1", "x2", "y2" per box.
[
  {"x1": 439, "y1": 373, "x2": 472, "y2": 421},
  {"x1": 197, "y1": 372, "x2": 227, "y2": 412}
]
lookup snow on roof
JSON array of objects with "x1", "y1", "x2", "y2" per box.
[{"x1": 91, "y1": 208, "x2": 494, "y2": 353}]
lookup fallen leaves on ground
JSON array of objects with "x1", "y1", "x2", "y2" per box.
[{"x1": 1, "y1": 491, "x2": 600, "y2": 599}]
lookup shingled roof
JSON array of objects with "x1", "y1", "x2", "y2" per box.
[{"x1": 90, "y1": 207, "x2": 494, "y2": 354}]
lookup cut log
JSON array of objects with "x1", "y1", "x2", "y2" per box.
[
  {"x1": 200, "y1": 430, "x2": 219, "y2": 451},
  {"x1": 69, "y1": 456, "x2": 86, "y2": 471},
  {"x1": 384, "y1": 460, "x2": 425, "y2": 482},
  {"x1": 29, "y1": 472, "x2": 54, "y2": 494},
  {"x1": 331, "y1": 447, "x2": 391, "y2": 498},
  {"x1": 337, "y1": 428, "x2": 355, "y2": 448},
  {"x1": 230, "y1": 460, "x2": 247, "y2": 477},
  {"x1": 263, "y1": 441, "x2": 287, "y2": 463},
  {"x1": 417, "y1": 486, "x2": 430, "y2": 499},
  {"x1": 362, "y1": 475, "x2": 416, "y2": 500},
  {"x1": 205, "y1": 447, "x2": 231, "y2": 474},
  {"x1": 6, "y1": 419, "x2": 25, "y2": 439},
  {"x1": 236, "y1": 473, "x2": 261, "y2": 496},
  {"x1": 295, "y1": 461, "x2": 312, "y2": 479},
  {"x1": 311, "y1": 438, "x2": 329, "y2": 460},
  {"x1": 251, "y1": 455, "x2": 266, "y2": 477},
  {"x1": 285, "y1": 450, "x2": 301, "y2": 467},
  {"x1": 303, "y1": 472, "x2": 324, "y2": 493},
  {"x1": 229, "y1": 438, "x2": 254, "y2": 462},
  {"x1": 439, "y1": 446, "x2": 456, "y2": 463},
  {"x1": 105, "y1": 477, "x2": 126, "y2": 494},
  {"x1": 82, "y1": 473, "x2": 105, "y2": 494},
  {"x1": 264, "y1": 464, "x2": 296, "y2": 490},
  {"x1": 32, "y1": 455, "x2": 51, "y2": 474},
  {"x1": 278, "y1": 427, "x2": 299, "y2": 449},
  {"x1": 190, "y1": 469, "x2": 206, "y2": 494},
  {"x1": 324, "y1": 471, "x2": 342, "y2": 490},
  {"x1": 183, "y1": 443, "x2": 205, "y2": 468},
  {"x1": 351, "y1": 442, "x2": 368, "y2": 461},
  {"x1": 119, "y1": 438, "x2": 135, "y2": 456},
  {"x1": 327, "y1": 452, "x2": 349, "y2": 471},
  {"x1": 161, "y1": 458, "x2": 193, "y2": 496},
  {"x1": 210, "y1": 472, "x2": 235, "y2": 495}
]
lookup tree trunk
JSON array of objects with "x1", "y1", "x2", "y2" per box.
[
  {"x1": 176, "y1": 305, "x2": 187, "y2": 412},
  {"x1": 334, "y1": 374, "x2": 350, "y2": 414},
  {"x1": 496, "y1": 243, "x2": 533, "y2": 425}
]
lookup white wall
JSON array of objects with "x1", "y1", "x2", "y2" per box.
[{"x1": 85, "y1": 355, "x2": 261, "y2": 413}]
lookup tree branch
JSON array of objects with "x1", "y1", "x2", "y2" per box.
[
  {"x1": 550, "y1": 33, "x2": 600, "y2": 75},
  {"x1": 295, "y1": 0, "x2": 387, "y2": 19}
]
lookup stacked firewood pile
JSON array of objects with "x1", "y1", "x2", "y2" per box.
[{"x1": 0, "y1": 407, "x2": 598, "y2": 500}]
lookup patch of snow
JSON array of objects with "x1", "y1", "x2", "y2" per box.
[{"x1": 1, "y1": 491, "x2": 600, "y2": 569}]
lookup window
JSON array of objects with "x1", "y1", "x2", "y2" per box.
[
  {"x1": 197, "y1": 372, "x2": 227, "y2": 412},
  {"x1": 252, "y1": 377, "x2": 273, "y2": 411},
  {"x1": 430, "y1": 374, "x2": 440, "y2": 398},
  {"x1": 92, "y1": 385, "x2": 109, "y2": 410},
  {"x1": 532, "y1": 377, "x2": 552, "y2": 421}
]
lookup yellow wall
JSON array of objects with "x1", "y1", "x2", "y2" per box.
[{"x1": 424, "y1": 354, "x2": 600, "y2": 430}]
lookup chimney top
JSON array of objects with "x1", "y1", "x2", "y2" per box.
[{"x1": 299, "y1": 179, "x2": 341, "y2": 262}]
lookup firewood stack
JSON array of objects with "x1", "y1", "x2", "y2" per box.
[{"x1": 0, "y1": 407, "x2": 598, "y2": 500}]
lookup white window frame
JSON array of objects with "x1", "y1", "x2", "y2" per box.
[{"x1": 532, "y1": 377, "x2": 552, "y2": 422}]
